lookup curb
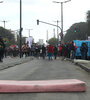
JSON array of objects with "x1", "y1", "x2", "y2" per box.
[
  {"x1": 0, "y1": 57, "x2": 34, "y2": 71},
  {"x1": 66, "y1": 58, "x2": 90, "y2": 73},
  {"x1": 74, "y1": 63, "x2": 90, "y2": 73}
]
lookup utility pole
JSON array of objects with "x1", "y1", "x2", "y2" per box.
[
  {"x1": 1, "y1": 20, "x2": 8, "y2": 28},
  {"x1": 47, "y1": 30, "x2": 49, "y2": 41},
  {"x1": 26, "y1": 29, "x2": 33, "y2": 37},
  {"x1": 37, "y1": 19, "x2": 62, "y2": 45},
  {"x1": 53, "y1": 28, "x2": 56, "y2": 38},
  {"x1": 53, "y1": 20, "x2": 60, "y2": 39},
  {"x1": 19, "y1": 0, "x2": 23, "y2": 58}
]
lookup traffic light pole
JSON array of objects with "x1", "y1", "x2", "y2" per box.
[
  {"x1": 37, "y1": 20, "x2": 62, "y2": 45},
  {"x1": 37, "y1": 20, "x2": 61, "y2": 31}
]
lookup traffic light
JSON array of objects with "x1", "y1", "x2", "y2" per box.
[
  {"x1": 74, "y1": 28, "x2": 77, "y2": 32},
  {"x1": 37, "y1": 19, "x2": 39, "y2": 25}
]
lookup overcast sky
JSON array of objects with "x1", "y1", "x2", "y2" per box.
[{"x1": 0, "y1": 0, "x2": 90, "y2": 43}]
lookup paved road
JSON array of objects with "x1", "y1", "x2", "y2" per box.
[{"x1": 0, "y1": 58, "x2": 89, "y2": 100}]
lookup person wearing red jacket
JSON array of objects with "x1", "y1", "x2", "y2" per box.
[
  {"x1": 59, "y1": 44, "x2": 63, "y2": 56},
  {"x1": 47, "y1": 44, "x2": 54, "y2": 60}
]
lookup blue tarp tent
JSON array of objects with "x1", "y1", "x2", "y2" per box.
[{"x1": 73, "y1": 40, "x2": 90, "y2": 58}]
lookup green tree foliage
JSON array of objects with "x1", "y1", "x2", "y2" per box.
[
  {"x1": 48, "y1": 37, "x2": 58, "y2": 46},
  {"x1": 0, "y1": 27, "x2": 15, "y2": 46},
  {"x1": 87, "y1": 10, "x2": 90, "y2": 36},
  {"x1": 64, "y1": 22, "x2": 88, "y2": 43}
]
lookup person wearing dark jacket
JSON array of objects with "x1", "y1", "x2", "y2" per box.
[
  {"x1": 69, "y1": 41, "x2": 75, "y2": 59},
  {"x1": 53, "y1": 46, "x2": 58, "y2": 59},
  {"x1": 42, "y1": 45, "x2": 46, "y2": 59},
  {"x1": 80, "y1": 42, "x2": 88, "y2": 60}
]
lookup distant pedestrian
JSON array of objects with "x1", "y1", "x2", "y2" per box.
[
  {"x1": 27, "y1": 44, "x2": 30, "y2": 56},
  {"x1": 47, "y1": 44, "x2": 54, "y2": 60},
  {"x1": 53, "y1": 46, "x2": 58, "y2": 59},
  {"x1": 59, "y1": 44, "x2": 63, "y2": 56},
  {"x1": 61, "y1": 44, "x2": 67, "y2": 61},
  {"x1": 80, "y1": 42, "x2": 88, "y2": 60},
  {"x1": 22, "y1": 43, "x2": 27, "y2": 57},
  {"x1": 0, "y1": 36, "x2": 5, "y2": 62},
  {"x1": 42, "y1": 45, "x2": 46, "y2": 59},
  {"x1": 4, "y1": 40, "x2": 7, "y2": 58},
  {"x1": 35, "y1": 45, "x2": 40, "y2": 58},
  {"x1": 69, "y1": 41, "x2": 76, "y2": 60},
  {"x1": 31, "y1": 45, "x2": 35, "y2": 56}
]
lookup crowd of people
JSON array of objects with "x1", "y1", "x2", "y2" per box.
[
  {"x1": 0, "y1": 36, "x2": 89, "y2": 62},
  {"x1": 19, "y1": 41, "x2": 88, "y2": 61},
  {"x1": 10, "y1": 41, "x2": 82, "y2": 61},
  {"x1": 21, "y1": 41, "x2": 88, "y2": 61}
]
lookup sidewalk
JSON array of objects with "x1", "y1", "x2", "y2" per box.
[
  {"x1": 0, "y1": 56, "x2": 34, "y2": 70},
  {"x1": 74, "y1": 59, "x2": 90, "y2": 72}
]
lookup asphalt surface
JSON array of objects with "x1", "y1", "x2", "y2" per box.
[
  {"x1": 0, "y1": 57, "x2": 89, "y2": 100},
  {"x1": 0, "y1": 56, "x2": 90, "y2": 73}
]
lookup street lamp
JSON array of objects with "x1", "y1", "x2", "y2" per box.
[
  {"x1": 19, "y1": 0, "x2": 23, "y2": 58},
  {"x1": 53, "y1": 0, "x2": 71, "y2": 43}
]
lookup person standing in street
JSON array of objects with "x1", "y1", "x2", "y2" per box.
[
  {"x1": 42, "y1": 45, "x2": 46, "y2": 59},
  {"x1": 53, "y1": 46, "x2": 58, "y2": 59},
  {"x1": 21, "y1": 43, "x2": 27, "y2": 57},
  {"x1": 69, "y1": 41, "x2": 75, "y2": 60},
  {"x1": 0, "y1": 36, "x2": 5, "y2": 62},
  {"x1": 47, "y1": 44, "x2": 54, "y2": 60}
]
